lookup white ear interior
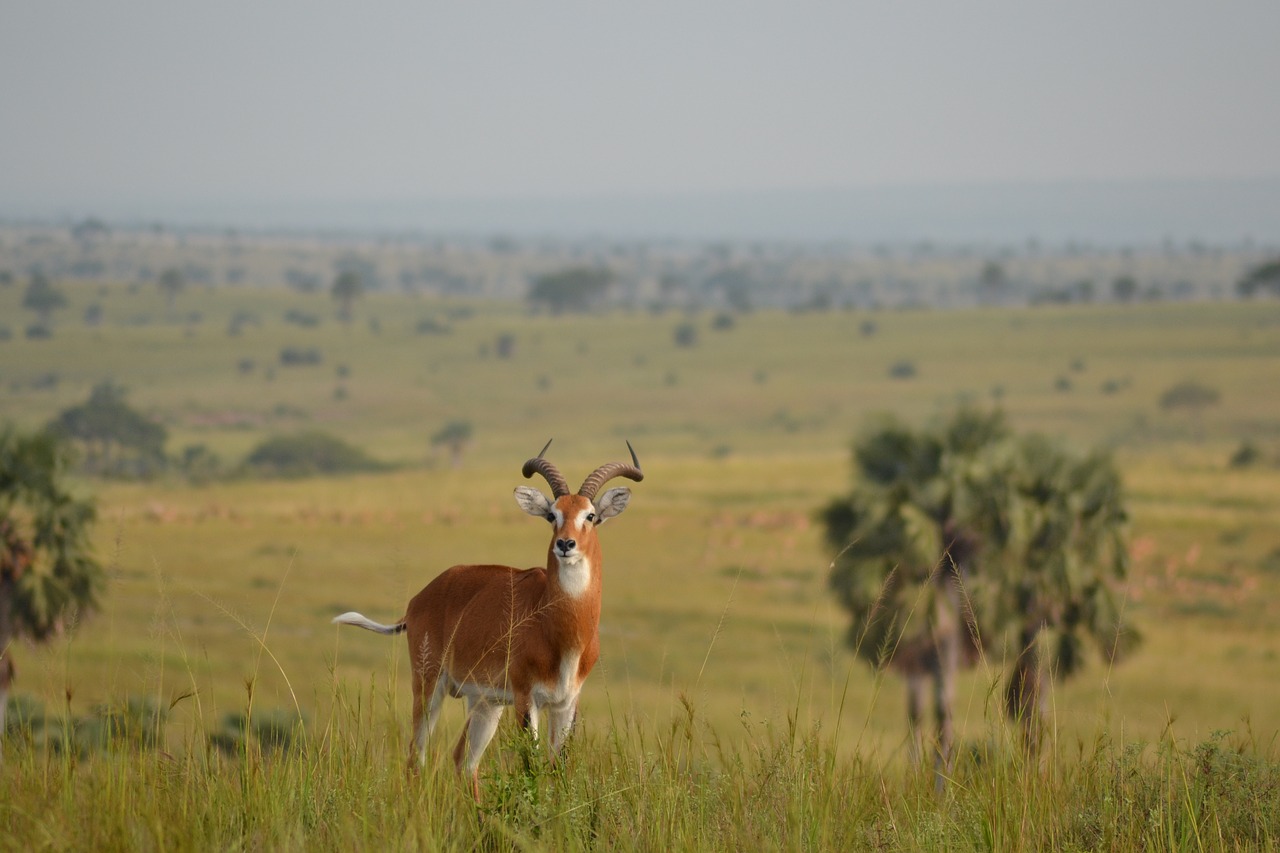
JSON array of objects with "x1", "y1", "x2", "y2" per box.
[
  {"x1": 593, "y1": 487, "x2": 631, "y2": 521},
  {"x1": 514, "y1": 485, "x2": 553, "y2": 518}
]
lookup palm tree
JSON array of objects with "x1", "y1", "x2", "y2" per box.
[
  {"x1": 823, "y1": 409, "x2": 1006, "y2": 784},
  {"x1": 0, "y1": 426, "x2": 104, "y2": 753},
  {"x1": 957, "y1": 436, "x2": 1137, "y2": 751},
  {"x1": 824, "y1": 409, "x2": 1137, "y2": 773}
]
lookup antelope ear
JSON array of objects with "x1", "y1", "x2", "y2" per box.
[
  {"x1": 514, "y1": 486, "x2": 553, "y2": 519},
  {"x1": 593, "y1": 487, "x2": 631, "y2": 523}
]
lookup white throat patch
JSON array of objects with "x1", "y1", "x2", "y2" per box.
[{"x1": 556, "y1": 553, "x2": 592, "y2": 598}]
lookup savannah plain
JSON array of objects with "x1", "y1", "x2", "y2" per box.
[{"x1": 2, "y1": 226, "x2": 1280, "y2": 849}]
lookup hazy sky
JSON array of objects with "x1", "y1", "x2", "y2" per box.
[{"x1": 3, "y1": 2, "x2": 1278, "y2": 210}]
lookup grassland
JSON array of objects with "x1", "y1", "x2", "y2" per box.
[{"x1": 2, "y1": 279, "x2": 1280, "y2": 848}]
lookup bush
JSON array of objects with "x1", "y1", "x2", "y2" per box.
[
  {"x1": 888, "y1": 359, "x2": 917, "y2": 379},
  {"x1": 208, "y1": 709, "x2": 306, "y2": 757},
  {"x1": 1229, "y1": 441, "x2": 1264, "y2": 469},
  {"x1": 414, "y1": 316, "x2": 450, "y2": 335},
  {"x1": 282, "y1": 309, "x2": 320, "y2": 328},
  {"x1": 241, "y1": 431, "x2": 387, "y2": 478},
  {"x1": 673, "y1": 322, "x2": 699, "y2": 348},
  {"x1": 179, "y1": 443, "x2": 223, "y2": 484},
  {"x1": 1159, "y1": 381, "x2": 1220, "y2": 411},
  {"x1": 279, "y1": 346, "x2": 322, "y2": 366}
]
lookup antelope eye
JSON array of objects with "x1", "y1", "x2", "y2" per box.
[
  {"x1": 586, "y1": 512, "x2": 596, "y2": 523},
  {"x1": 545, "y1": 513, "x2": 555, "y2": 522}
]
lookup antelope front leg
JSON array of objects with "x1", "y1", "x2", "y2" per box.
[{"x1": 547, "y1": 698, "x2": 579, "y2": 763}]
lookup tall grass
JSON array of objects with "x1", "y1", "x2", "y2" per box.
[{"x1": 4, "y1": 674, "x2": 1278, "y2": 850}]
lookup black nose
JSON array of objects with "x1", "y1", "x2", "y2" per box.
[{"x1": 556, "y1": 538, "x2": 576, "y2": 553}]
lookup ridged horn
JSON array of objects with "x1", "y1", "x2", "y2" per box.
[
  {"x1": 521, "y1": 438, "x2": 570, "y2": 498},
  {"x1": 577, "y1": 441, "x2": 644, "y2": 500}
]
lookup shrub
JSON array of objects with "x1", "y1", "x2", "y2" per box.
[
  {"x1": 208, "y1": 709, "x2": 306, "y2": 757},
  {"x1": 414, "y1": 316, "x2": 450, "y2": 335},
  {"x1": 179, "y1": 443, "x2": 223, "y2": 484},
  {"x1": 241, "y1": 431, "x2": 387, "y2": 478},
  {"x1": 888, "y1": 359, "x2": 917, "y2": 379},
  {"x1": 279, "y1": 346, "x2": 322, "y2": 366},
  {"x1": 282, "y1": 309, "x2": 320, "y2": 328},
  {"x1": 1229, "y1": 441, "x2": 1262, "y2": 469},
  {"x1": 673, "y1": 322, "x2": 699, "y2": 348},
  {"x1": 1159, "y1": 381, "x2": 1220, "y2": 411}
]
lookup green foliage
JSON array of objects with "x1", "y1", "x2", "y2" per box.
[
  {"x1": 1237, "y1": 258, "x2": 1280, "y2": 297},
  {"x1": 241, "y1": 431, "x2": 388, "y2": 478},
  {"x1": 279, "y1": 346, "x2": 323, "y2": 366},
  {"x1": 673, "y1": 321, "x2": 699, "y2": 348},
  {"x1": 528, "y1": 266, "x2": 613, "y2": 314},
  {"x1": 330, "y1": 270, "x2": 365, "y2": 322},
  {"x1": 3, "y1": 701, "x2": 1279, "y2": 850},
  {"x1": 22, "y1": 272, "x2": 66, "y2": 324},
  {"x1": 179, "y1": 443, "x2": 223, "y2": 484},
  {"x1": 1229, "y1": 440, "x2": 1263, "y2": 469},
  {"x1": 208, "y1": 708, "x2": 306, "y2": 757},
  {"x1": 157, "y1": 267, "x2": 186, "y2": 310},
  {"x1": 0, "y1": 426, "x2": 103, "y2": 643},
  {"x1": 47, "y1": 382, "x2": 168, "y2": 478},
  {"x1": 431, "y1": 420, "x2": 473, "y2": 467},
  {"x1": 823, "y1": 408, "x2": 1136, "y2": 743},
  {"x1": 888, "y1": 359, "x2": 917, "y2": 379}
]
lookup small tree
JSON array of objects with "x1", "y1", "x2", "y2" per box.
[
  {"x1": 528, "y1": 267, "x2": 613, "y2": 314},
  {"x1": 977, "y1": 260, "x2": 1010, "y2": 304},
  {"x1": 22, "y1": 273, "x2": 67, "y2": 327},
  {"x1": 47, "y1": 382, "x2": 168, "y2": 477},
  {"x1": 431, "y1": 421, "x2": 473, "y2": 468},
  {"x1": 1159, "y1": 381, "x2": 1220, "y2": 440},
  {"x1": 331, "y1": 271, "x2": 364, "y2": 324},
  {"x1": 1111, "y1": 275, "x2": 1138, "y2": 303},
  {"x1": 1, "y1": 426, "x2": 104, "y2": 752},
  {"x1": 1237, "y1": 259, "x2": 1280, "y2": 298},
  {"x1": 157, "y1": 267, "x2": 186, "y2": 313},
  {"x1": 673, "y1": 322, "x2": 699, "y2": 348}
]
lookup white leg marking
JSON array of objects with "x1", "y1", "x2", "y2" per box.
[
  {"x1": 549, "y1": 698, "x2": 578, "y2": 756},
  {"x1": 527, "y1": 702, "x2": 541, "y2": 742},
  {"x1": 464, "y1": 702, "x2": 505, "y2": 774},
  {"x1": 414, "y1": 675, "x2": 448, "y2": 765}
]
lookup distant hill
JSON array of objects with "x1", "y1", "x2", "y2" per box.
[{"x1": 6, "y1": 177, "x2": 1280, "y2": 246}]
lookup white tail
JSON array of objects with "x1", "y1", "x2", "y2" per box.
[
  {"x1": 332, "y1": 440, "x2": 642, "y2": 801},
  {"x1": 331, "y1": 611, "x2": 405, "y2": 635}
]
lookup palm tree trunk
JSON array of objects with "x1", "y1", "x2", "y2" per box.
[
  {"x1": 933, "y1": 627, "x2": 958, "y2": 788},
  {"x1": 1005, "y1": 623, "x2": 1044, "y2": 753}
]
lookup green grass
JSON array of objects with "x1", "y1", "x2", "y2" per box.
[
  {"x1": 3, "y1": 688, "x2": 1278, "y2": 850},
  {"x1": 3, "y1": 284, "x2": 1280, "y2": 847}
]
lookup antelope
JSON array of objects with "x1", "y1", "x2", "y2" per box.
[{"x1": 332, "y1": 440, "x2": 642, "y2": 800}]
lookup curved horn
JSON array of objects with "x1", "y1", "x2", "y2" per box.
[
  {"x1": 521, "y1": 438, "x2": 570, "y2": 498},
  {"x1": 577, "y1": 441, "x2": 644, "y2": 500}
]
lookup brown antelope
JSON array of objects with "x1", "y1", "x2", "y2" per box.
[{"x1": 332, "y1": 440, "x2": 642, "y2": 800}]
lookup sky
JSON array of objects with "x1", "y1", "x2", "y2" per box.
[{"x1": 2, "y1": 2, "x2": 1279, "y2": 235}]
